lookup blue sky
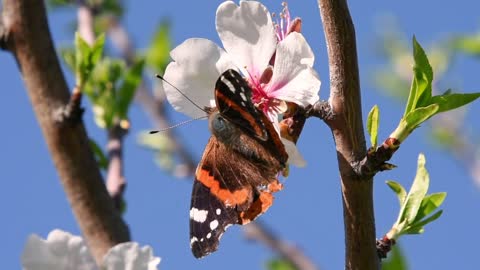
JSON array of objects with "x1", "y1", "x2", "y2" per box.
[{"x1": 1, "y1": 0, "x2": 479, "y2": 269}]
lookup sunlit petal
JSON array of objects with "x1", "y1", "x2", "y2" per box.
[
  {"x1": 268, "y1": 33, "x2": 320, "y2": 106},
  {"x1": 216, "y1": 1, "x2": 277, "y2": 78},
  {"x1": 163, "y1": 38, "x2": 236, "y2": 118}
]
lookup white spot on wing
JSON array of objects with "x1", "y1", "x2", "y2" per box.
[
  {"x1": 239, "y1": 91, "x2": 247, "y2": 101},
  {"x1": 200, "y1": 238, "x2": 204, "y2": 242},
  {"x1": 207, "y1": 232, "x2": 212, "y2": 239},
  {"x1": 190, "y1": 237, "x2": 198, "y2": 247},
  {"x1": 216, "y1": 208, "x2": 221, "y2": 215},
  {"x1": 221, "y1": 76, "x2": 236, "y2": 93},
  {"x1": 190, "y1": 208, "x2": 208, "y2": 223},
  {"x1": 210, "y1": 220, "x2": 219, "y2": 230}
]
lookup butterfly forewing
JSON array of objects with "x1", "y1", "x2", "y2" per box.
[{"x1": 215, "y1": 69, "x2": 268, "y2": 141}]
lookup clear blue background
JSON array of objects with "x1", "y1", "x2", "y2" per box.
[{"x1": 1, "y1": 1, "x2": 479, "y2": 269}]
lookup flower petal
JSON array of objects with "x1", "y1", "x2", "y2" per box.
[
  {"x1": 216, "y1": 1, "x2": 277, "y2": 78},
  {"x1": 21, "y1": 229, "x2": 96, "y2": 270},
  {"x1": 163, "y1": 38, "x2": 236, "y2": 118},
  {"x1": 103, "y1": 242, "x2": 161, "y2": 270},
  {"x1": 268, "y1": 32, "x2": 320, "y2": 106},
  {"x1": 281, "y1": 138, "x2": 307, "y2": 167}
]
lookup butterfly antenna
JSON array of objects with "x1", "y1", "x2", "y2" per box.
[
  {"x1": 149, "y1": 115, "x2": 209, "y2": 134},
  {"x1": 156, "y1": 74, "x2": 207, "y2": 113}
]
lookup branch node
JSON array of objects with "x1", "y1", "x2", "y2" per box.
[
  {"x1": 55, "y1": 87, "x2": 85, "y2": 126},
  {"x1": 354, "y1": 138, "x2": 401, "y2": 179},
  {"x1": 306, "y1": 100, "x2": 334, "y2": 123},
  {"x1": 376, "y1": 236, "x2": 396, "y2": 259}
]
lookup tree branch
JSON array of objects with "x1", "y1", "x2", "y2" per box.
[
  {"x1": 317, "y1": 0, "x2": 379, "y2": 269},
  {"x1": 244, "y1": 222, "x2": 319, "y2": 270},
  {"x1": 1, "y1": 0, "x2": 129, "y2": 265}
]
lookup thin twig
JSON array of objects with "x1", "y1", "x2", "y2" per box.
[
  {"x1": 1, "y1": 0, "x2": 130, "y2": 264},
  {"x1": 107, "y1": 17, "x2": 197, "y2": 176},
  {"x1": 317, "y1": 0, "x2": 379, "y2": 269},
  {"x1": 244, "y1": 222, "x2": 319, "y2": 270},
  {"x1": 76, "y1": 1, "x2": 129, "y2": 211},
  {"x1": 106, "y1": 124, "x2": 128, "y2": 210}
]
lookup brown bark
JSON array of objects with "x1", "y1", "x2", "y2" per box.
[
  {"x1": 1, "y1": 0, "x2": 130, "y2": 265},
  {"x1": 317, "y1": 0, "x2": 379, "y2": 269}
]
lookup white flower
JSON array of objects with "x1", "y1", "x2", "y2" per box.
[
  {"x1": 163, "y1": 1, "x2": 320, "y2": 166},
  {"x1": 21, "y1": 229, "x2": 160, "y2": 270}
]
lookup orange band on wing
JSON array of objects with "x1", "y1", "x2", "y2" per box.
[
  {"x1": 196, "y1": 168, "x2": 251, "y2": 206},
  {"x1": 238, "y1": 192, "x2": 274, "y2": 225}
]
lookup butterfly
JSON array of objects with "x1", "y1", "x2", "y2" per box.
[{"x1": 189, "y1": 69, "x2": 288, "y2": 258}]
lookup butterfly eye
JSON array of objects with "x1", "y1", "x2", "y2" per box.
[{"x1": 211, "y1": 114, "x2": 227, "y2": 133}]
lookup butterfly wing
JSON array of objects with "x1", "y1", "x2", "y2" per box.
[
  {"x1": 215, "y1": 69, "x2": 288, "y2": 164},
  {"x1": 190, "y1": 136, "x2": 284, "y2": 258},
  {"x1": 189, "y1": 69, "x2": 288, "y2": 258}
]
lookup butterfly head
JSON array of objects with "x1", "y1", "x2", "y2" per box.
[{"x1": 208, "y1": 110, "x2": 240, "y2": 146}]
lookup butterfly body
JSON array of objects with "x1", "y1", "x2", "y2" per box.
[{"x1": 189, "y1": 69, "x2": 287, "y2": 258}]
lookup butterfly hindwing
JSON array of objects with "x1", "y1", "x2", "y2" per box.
[{"x1": 190, "y1": 168, "x2": 238, "y2": 258}]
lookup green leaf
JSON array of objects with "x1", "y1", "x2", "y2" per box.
[
  {"x1": 90, "y1": 33, "x2": 105, "y2": 68},
  {"x1": 413, "y1": 192, "x2": 446, "y2": 223},
  {"x1": 145, "y1": 21, "x2": 171, "y2": 72},
  {"x1": 382, "y1": 245, "x2": 408, "y2": 270},
  {"x1": 404, "y1": 210, "x2": 443, "y2": 235},
  {"x1": 266, "y1": 258, "x2": 297, "y2": 270},
  {"x1": 386, "y1": 180, "x2": 407, "y2": 206},
  {"x1": 367, "y1": 105, "x2": 380, "y2": 148},
  {"x1": 428, "y1": 92, "x2": 480, "y2": 113},
  {"x1": 391, "y1": 104, "x2": 439, "y2": 143},
  {"x1": 398, "y1": 153, "x2": 430, "y2": 225},
  {"x1": 89, "y1": 139, "x2": 108, "y2": 169},
  {"x1": 404, "y1": 104, "x2": 439, "y2": 131},
  {"x1": 404, "y1": 37, "x2": 433, "y2": 116},
  {"x1": 75, "y1": 32, "x2": 91, "y2": 85},
  {"x1": 116, "y1": 58, "x2": 145, "y2": 119},
  {"x1": 74, "y1": 32, "x2": 106, "y2": 87}
]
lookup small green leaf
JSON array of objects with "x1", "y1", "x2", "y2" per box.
[
  {"x1": 392, "y1": 104, "x2": 439, "y2": 143},
  {"x1": 266, "y1": 258, "x2": 297, "y2": 270},
  {"x1": 367, "y1": 105, "x2": 380, "y2": 148},
  {"x1": 90, "y1": 33, "x2": 105, "y2": 68},
  {"x1": 74, "y1": 32, "x2": 106, "y2": 87},
  {"x1": 75, "y1": 32, "x2": 91, "y2": 85},
  {"x1": 117, "y1": 58, "x2": 145, "y2": 119},
  {"x1": 429, "y1": 92, "x2": 480, "y2": 113},
  {"x1": 404, "y1": 104, "x2": 439, "y2": 131},
  {"x1": 404, "y1": 37, "x2": 433, "y2": 116},
  {"x1": 145, "y1": 21, "x2": 171, "y2": 72},
  {"x1": 386, "y1": 180, "x2": 407, "y2": 206},
  {"x1": 404, "y1": 210, "x2": 443, "y2": 235},
  {"x1": 398, "y1": 153, "x2": 429, "y2": 225},
  {"x1": 413, "y1": 192, "x2": 446, "y2": 223},
  {"x1": 412, "y1": 36, "x2": 433, "y2": 105}
]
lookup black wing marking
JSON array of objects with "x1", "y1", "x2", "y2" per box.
[
  {"x1": 215, "y1": 69, "x2": 268, "y2": 140},
  {"x1": 190, "y1": 177, "x2": 238, "y2": 258}
]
